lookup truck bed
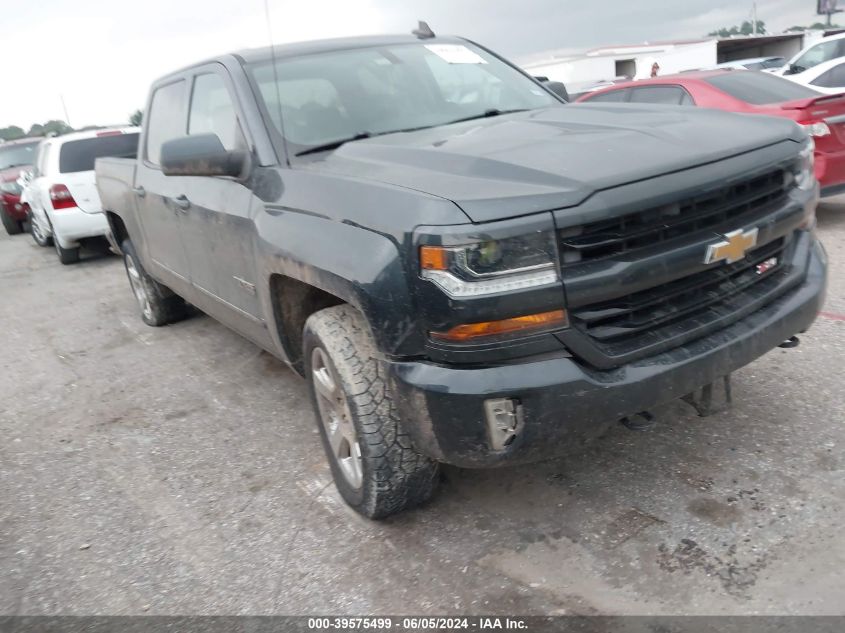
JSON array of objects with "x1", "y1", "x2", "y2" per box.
[{"x1": 95, "y1": 157, "x2": 136, "y2": 218}]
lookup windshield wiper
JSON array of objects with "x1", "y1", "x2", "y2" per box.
[
  {"x1": 442, "y1": 108, "x2": 530, "y2": 126},
  {"x1": 295, "y1": 132, "x2": 372, "y2": 157},
  {"x1": 293, "y1": 110, "x2": 531, "y2": 156}
]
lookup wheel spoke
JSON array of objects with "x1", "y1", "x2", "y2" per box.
[
  {"x1": 311, "y1": 345, "x2": 363, "y2": 489},
  {"x1": 328, "y1": 420, "x2": 346, "y2": 457},
  {"x1": 312, "y1": 365, "x2": 337, "y2": 402}
]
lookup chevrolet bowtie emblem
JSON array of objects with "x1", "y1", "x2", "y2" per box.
[{"x1": 704, "y1": 228, "x2": 758, "y2": 265}]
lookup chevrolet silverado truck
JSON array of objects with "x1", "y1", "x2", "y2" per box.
[{"x1": 96, "y1": 33, "x2": 827, "y2": 518}]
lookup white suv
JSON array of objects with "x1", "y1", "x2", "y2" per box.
[
  {"x1": 23, "y1": 127, "x2": 139, "y2": 264},
  {"x1": 779, "y1": 32, "x2": 845, "y2": 78}
]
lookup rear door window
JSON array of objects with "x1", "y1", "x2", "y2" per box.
[
  {"x1": 188, "y1": 72, "x2": 245, "y2": 151},
  {"x1": 145, "y1": 80, "x2": 187, "y2": 166},
  {"x1": 630, "y1": 86, "x2": 691, "y2": 105},
  {"x1": 811, "y1": 62, "x2": 845, "y2": 88},
  {"x1": 58, "y1": 134, "x2": 140, "y2": 174},
  {"x1": 583, "y1": 89, "x2": 630, "y2": 103}
]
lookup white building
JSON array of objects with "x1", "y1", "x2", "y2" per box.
[{"x1": 521, "y1": 32, "x2": 824, "y2": 93}]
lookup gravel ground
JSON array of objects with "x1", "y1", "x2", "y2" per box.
[{"x1": 1, "y1": 200, "x2": 843, "y2": 616}]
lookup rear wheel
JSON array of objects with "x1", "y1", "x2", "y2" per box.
[
  {"x1": 122, "y1": 239, "x2": 188, "y2": 326},
  {"x1": 29, "y1": 213, "x2": 52, "y2": 247},
  {"x1": 54, "y1": 235, "x2": 80, "y2": 264},
  {"x1": 303, "y1": 305, "x2": 439, "y2": 519},
  {"x1": 1, "y1": 206, "x2": 23, "y2": 235}
]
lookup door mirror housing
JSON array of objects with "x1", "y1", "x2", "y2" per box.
[
  {"x1": 544, "y1": 81, "x2": 570, "y2": 102},
  {"x1": 160, "y1": 134, "x2": 248, "y2": 178}
]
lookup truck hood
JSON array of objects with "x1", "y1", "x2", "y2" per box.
[{"x1": 302, "y1": 104, "x2": 804, "y2": 223}]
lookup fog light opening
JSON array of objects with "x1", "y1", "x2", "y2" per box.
[{"x1": 484, "y1": 397, "x2": 524, "y2": 451}]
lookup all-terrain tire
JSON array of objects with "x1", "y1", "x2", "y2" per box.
[
  {"x1": 303, "y1": 305, "x2": 439, "y2": 519},
  {"x1": 121, "y1": 238, "x2": 188, "y2": 326},
  {"x1": 1, "y1": 206, "x2": 23, "y2": 235}
]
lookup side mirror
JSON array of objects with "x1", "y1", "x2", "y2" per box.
[
  {"x1": 161, "y1": 134, "x2": 248, "y2": 178},
  {"x1": 785, "y1": 64, "x2": 799, "y2": 76},
  {"x1": 544, "y1": 81, "x2": 570, "y2": 102},
  {"x1": 17, "y1": 169, "x2": 33, "y2": 187}
]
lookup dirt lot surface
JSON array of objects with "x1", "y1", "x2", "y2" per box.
[{"x1": 2, "y1": 201, "x2": 844, "y2": 615}]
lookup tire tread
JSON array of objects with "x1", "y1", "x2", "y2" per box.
[{"x1": 305, "y1": 305, "x2": 438, "y2": 518}]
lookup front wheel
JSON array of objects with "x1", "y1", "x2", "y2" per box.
[
  {"x1": 1, "y1": 206, "x2": 23, "y2": 235},
  {"x1": 303, "y1": 305, "x2": 439, "y2": 519},
  {"x1": 121, "y1": 239, "x2": 188, "y2": 326}
]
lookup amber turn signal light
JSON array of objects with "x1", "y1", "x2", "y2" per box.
[
  {"x1": 420, "y1": 245, "x2": 449, "y2": 271},
  {"x1": 431, "y1": 309, "x2": 568, "y2": 342}
]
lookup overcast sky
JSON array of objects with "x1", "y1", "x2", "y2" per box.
[{"x1": 0, "y1": 0, "x2": 821, "y2": 130}]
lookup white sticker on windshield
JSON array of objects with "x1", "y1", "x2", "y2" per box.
[{"x1": 425, "y1": 44, "x2": 487, "y2": 64}]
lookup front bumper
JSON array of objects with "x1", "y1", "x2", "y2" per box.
[{"x1": 388, "y1": 235, "x2": 827, "y2": 468}]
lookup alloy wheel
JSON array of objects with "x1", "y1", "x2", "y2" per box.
[
  {"x1": 125, "y1": 255, "x2": 154, "y2": 322},
  {"x1": 311, "y1": 346, "x2": 363, "y2": 488}
]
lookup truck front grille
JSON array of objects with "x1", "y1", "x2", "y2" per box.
[
  {"x1": 559, "y1": 169, "x2": 789, "y2": 266},
  {"x1": 569, "y1": 238, "x2": 786, "y2": 356},
  {"x1": 556, "y1": 162, "x2": 804, "y2": 368}
]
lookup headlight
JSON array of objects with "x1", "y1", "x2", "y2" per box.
[
  {"x1": 420, "y1": 232, "x2": 559, "y2": 298},
  {"x1": 790, "y1": 138, "x2": 815, "y2": 191},
  {"x1": 0, "y1": 181, "x2": 22, "y2": 195}
]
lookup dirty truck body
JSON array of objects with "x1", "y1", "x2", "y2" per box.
[{"x1": 96, "y1": 35, "x2": 826, "y2": 517}]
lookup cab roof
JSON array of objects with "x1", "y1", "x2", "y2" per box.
[
  {"x1": 233, "y1": 34, "x2": 465, "y2": 64},
  {"x1": 156, "y1": 33, "x2": 467, "y2": 79}
]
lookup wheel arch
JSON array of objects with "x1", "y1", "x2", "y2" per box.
[
  {"x1": 105, "y1": 211, "x2": 129, "y2": 250},
  {"x1": 268, "y1": 273, "x2": 347, "y2": 376}
]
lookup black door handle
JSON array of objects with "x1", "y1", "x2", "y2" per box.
[
  {"x1": 132, "y1": 186, "x2": 146, "y2": 198},
  {"x1": 171, "y1": 195, "x2": 191, "y2": 211}
]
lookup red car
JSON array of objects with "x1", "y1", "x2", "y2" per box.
[
  {"x1": 0, "y1": 137, "x2": 41, "y2": 235},
  {"x1": 577, "y1": 70, "x2": 845, "y2": 197}
]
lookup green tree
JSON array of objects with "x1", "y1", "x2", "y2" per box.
[
  {"x1": 39, "y1": 120, "x2": 74, "y2": 136},
  {"x1": 0, "y1": 126, "x2": 25, "y2": 141},
  {"x1": 787, "y1": 23, "x2": 839, "y2": 31},
  {"x1": 129, "y1": 109, "x2": 143, "y2": 127},
  {"x1": 708, "y1": 20, "x2": 767, "y2": 37}
]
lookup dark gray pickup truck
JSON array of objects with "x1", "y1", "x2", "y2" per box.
[{"x1": 96, "y1": 33, "x2": 826, "y2": 518}]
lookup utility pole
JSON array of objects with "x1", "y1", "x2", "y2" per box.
[
  {"x1": 59, "y1": 94, "x2": 71, "y2": 127},
  {"x1": 752, "y1": 2, "x2": 758, "y2": 35}
]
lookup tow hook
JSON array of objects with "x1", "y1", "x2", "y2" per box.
[
  {"x1": 779, "y1": 336, "x2": 800, "y2": 349},
  {"x1": 681, "y1": 374, "x2": 733, "y2": 417},
  {"x1": 620, "y1": 410, "x2": 655, "y2": 431}
]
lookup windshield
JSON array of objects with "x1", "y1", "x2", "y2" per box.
[
  {"x1": 247, "y1": 41, "x2": 557, "y2": 154},
  {"x1": 704, "y1": 71, "x2": 820, "y2": 105},
  {"x1": 0, "y1": 141, "x2": 40, "y2": 170},
  {"x1": 791, "y1": 39, "x2": 844, "y2": 74}
]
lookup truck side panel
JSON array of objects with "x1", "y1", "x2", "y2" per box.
[{"x1": 95, "y1": 157, "x2": 141, "y2": 250}]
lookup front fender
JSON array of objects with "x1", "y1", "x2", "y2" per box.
[{"x1": 256, "y1": 208, "x2": 425, "y2": 359}]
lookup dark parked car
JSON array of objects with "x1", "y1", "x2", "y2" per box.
[
  {"x1": 0, "y1": 137, "x2": 40, "y2": 234},
  {"x1": 96, "y1": 33, "x2": 826, "y2": 518}
]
